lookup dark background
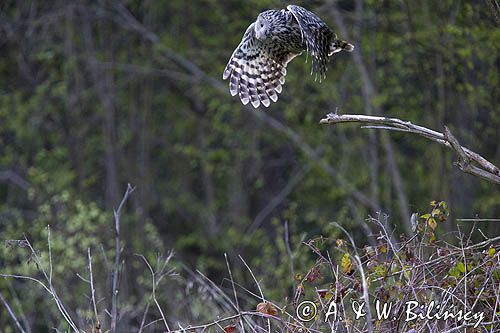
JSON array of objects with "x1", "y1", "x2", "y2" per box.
[{"x1": 0, "y1": 0, "x2": 499, "y2": 331}]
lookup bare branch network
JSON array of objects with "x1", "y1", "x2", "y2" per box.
[{"x1": 319, "y1": 113, "x2": 500, "y2": 185}]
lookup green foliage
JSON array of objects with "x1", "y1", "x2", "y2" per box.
[
  {"x1": 0, "y1": 0, "x2": 498, "y2": 331},
  {"x1": 291, "y1": 212, "x2": 500, "y2": 332}
]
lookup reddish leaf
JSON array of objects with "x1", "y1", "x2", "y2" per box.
[{"x1": 224, "y1": 324, "x2": 237, "y2": 333}]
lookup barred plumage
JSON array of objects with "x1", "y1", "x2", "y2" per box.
[{"x1": 223, "y1": 5, "x2": 354, "y2": 108}]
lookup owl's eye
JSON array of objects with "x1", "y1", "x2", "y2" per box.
[{"x1": 260, "y1": 23, "x2": 264, "y2": 28}]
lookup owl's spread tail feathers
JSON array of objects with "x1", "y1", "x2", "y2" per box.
[{"x1": 329, "y1": 39, "x2": 354, "y2": 56}]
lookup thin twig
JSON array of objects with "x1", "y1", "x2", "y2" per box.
[
  {"x1": 2, "y1": 232, "x2": 80, "y2": 332},
  {"x1": 48, "y1": 226, "x2": 53, "y2": 286},
  {"x1": 225, "y1": 253, "x2": 245, "y2": 332},
  {"x1": 192, "y1": 268, "x2": 257, "y2": 331},
  {"x1": 0, "y1": 292, "x2": 27, "y2": 333},
  {"x1": 0, "y1": 274, "x2": 51, "y2": 294},
  {"x1": 330, "y1": 222, "x2": 374, "y2": 333},
  {"x1": 137, "y1": 254, "x2": 170, "y2": 332},
  {"x1": 138, "y1": 252, "x2": 175, "y2": 333},
  {"x1": 284, "y1": 221, "x2": 295, "y2": 289},
  {"x1": 238, "y1": 255, "x2": 271, "y2": 333},
  {"x1": 110, "y1": 183, "x2": 135, "y2": 333},
  {"x1": 88, "y1": 248, "x2": 101, "y2": 331},
  {"x1": 5, "y1": 283, "x2": 32, "y2": 333},
  {"x1": 168, "y1": 311, "x2": 323, "y2": 333}
]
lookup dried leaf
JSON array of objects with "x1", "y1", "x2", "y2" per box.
[
  {"x1": 428, "y1": 217, "x2": 437, "y2": 230},
  {"x1": 224, "y1": 324, "x2": 237, "y2": 333},
  {"x1": 256, "y1": 302, "x2": 278, "y2": 316},
  {"x1": 306, "y1": 266, "x2": 322, "y2": 282}
]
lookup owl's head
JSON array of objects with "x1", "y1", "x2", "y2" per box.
[{"x1": 254, "y1": 12, "x2": 273, "y2": 40}]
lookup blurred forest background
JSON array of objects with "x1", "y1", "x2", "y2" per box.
[{"x1": 0, "y1": 0, "x2": 499, "y2": 331}]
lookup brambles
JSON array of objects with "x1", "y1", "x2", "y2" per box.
[
  {"x1": 1, "y1": 198, "x2": 499, "y2": 332},
  {"x1": 290, "y1": 205, "x2": 500, "y2": 332}
]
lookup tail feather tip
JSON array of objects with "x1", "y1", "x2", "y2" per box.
[
  {"x1": 344, "y1": 43, "x2": 354, "y2": 52},
  {"x1": 329, "y1": 40, "x2": 355, "y2": 55}
]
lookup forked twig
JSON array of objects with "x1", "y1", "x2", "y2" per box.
[
  {"x1": 1, "y1": 229, "x2": 80, "y2": 332},
  {"x1": 137, "y1": 254, "x2": 171, "y2": 332}
]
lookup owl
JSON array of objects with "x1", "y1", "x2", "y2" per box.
[{"x1": 223, "y1": 5, "x2": 354, "y2": 108}]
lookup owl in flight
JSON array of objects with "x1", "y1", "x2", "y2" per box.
[{"x1": 223, "y1": 5, "x2": 354, "y2": 108}]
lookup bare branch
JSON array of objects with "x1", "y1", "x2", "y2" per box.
[
  {"x1": 283, "y1": 221, "x2": 296, "y2": 286},
  {"x1": 88, "y1": 248, "x2": 101, "y2": 332},
  {"x1": 224, "y1": 254, "x2": 245, "y2": 332},
  {"x1": 110, "y1": 183, "x2": 135, "y2": 333},
  {"x1": 330, "y1": 222, "x2": 374, "y2": 333},
  {"x1": 136, "y1": 254, "x2": 170, "y2": 332},
  {"x1": 168, "y1": 311, "x2": 323, "y2": 333},
  {"x1": 0, "y1": 292, "x2": 27, "y2": 333},
  {"x1": 320, "y1": 113, "x2": 500, "y2": 185},
  {"x1": 2, "y1": 232, "x2": 80, "y2": 333}
]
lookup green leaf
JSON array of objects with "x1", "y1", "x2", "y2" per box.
[
  {"x1": 341, "y1": 252, "x2": 353, "y2": 274},
  {"x1": 428, "y1": 218, "x2": 437, "y2": 230},
  {"x1": 449, "y1": 266, "x2": 460, "y2": 278}
]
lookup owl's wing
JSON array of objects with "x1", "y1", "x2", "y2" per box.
[
  {"x1": 286, "y1": 5, "x2": 334, "y2": 79},
  {"x1": 223, "y1": 23, "x2": 298, "y2": 108}
]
